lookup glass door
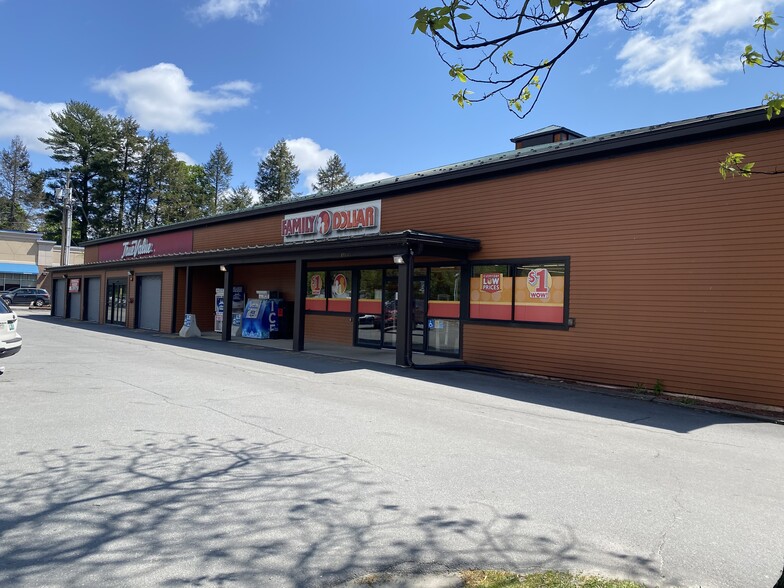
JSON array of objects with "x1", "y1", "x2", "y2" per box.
[
  {"x1": 411, "y1": 277, "x2": 425, "y2": 352},
  {"x1": 106, "y1": 279, "x2": 128, "y2": 326},
  {"x1": 381, "y1": 269, "x2": 398, "y2": 349}
]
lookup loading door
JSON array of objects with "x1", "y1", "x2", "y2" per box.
[
  {"x1": 53, "y1": 279, "x2": 66, "y2": 317},
  {"x1": 85, "y1": 278, "x2": 100, "y2": 322},
  {"x1": 137, "y1": 275, "x2": 162, "y2": 331}
]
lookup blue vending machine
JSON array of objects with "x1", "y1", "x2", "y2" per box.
[{"x1": 241, "y1": 291, "x2": 279, "y2": 340}]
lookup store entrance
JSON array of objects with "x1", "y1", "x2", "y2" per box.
[
  {"x1": 105, "y1": 279, "x2": 127, "y2": 326},
  {"x1": 355, "y1": 267, "x2": 443, "y2": 355}
]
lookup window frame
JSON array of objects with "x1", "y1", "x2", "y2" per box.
[{"x1": 467, "y1": 256, "x2": 570, "y2": 330}]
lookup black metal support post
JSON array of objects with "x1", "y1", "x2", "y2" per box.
[
  {"x1": 292, "y1": 258, "x2": 306, "y2": 352},
  {"x1": 395, "y1": 251, "x2": 413, "y2": 367},
  {"x1": 221, "y1": 265, "x2": 233, "y2": 342}
]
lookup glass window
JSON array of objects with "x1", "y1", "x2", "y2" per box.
[
  {"x1": 470, "y1": 264, "x2": 512, "y2": 320},
  {"x1": 306, "y1": 271, "x2": 326, "y2": 311},
  {"x1": 327, "y1": 270, "x2": 352, "y2": 312},
  {"x1": 514, "y1": 262, "x2": 566, "y2": 324},
  {"x1": 428, "y1": 267, "x2": 460, "y2": 318},
  {"x1": 357, "y1": 270, "x2": 383, "y2": 346}
]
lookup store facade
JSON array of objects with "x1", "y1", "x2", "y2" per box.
[{"x1": 50, "y1": 107, "x2": 784, "y2": 409}]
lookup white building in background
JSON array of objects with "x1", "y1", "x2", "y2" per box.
[{"x1": 0, "y1": 230, "x2": 83, "y2": 290}]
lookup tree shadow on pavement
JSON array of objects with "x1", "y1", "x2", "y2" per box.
[{"x1": 0, "y1": 433, "x2": 663, "y2": 588}]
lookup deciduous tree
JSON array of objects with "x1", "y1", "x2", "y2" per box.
[{"x1": 412, "y1": 0, "x2": 653, "y2": 117}]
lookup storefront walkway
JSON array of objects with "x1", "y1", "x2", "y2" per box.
[{"x1": 200, "y1": 332, "x2": 461, "y2": 367}]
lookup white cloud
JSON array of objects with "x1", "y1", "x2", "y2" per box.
[
  {"x1": 255, "y1": 138, "x2": 391, "y2": 193},
  {"x1": 0, "y1": 92, "x2": 64, "y2": 154},
  {"x1": 194, "y1": 0, "x2": 270, "y2": 23},
  {"x1": 353, "y1": 172, "x2": 392, "y2": 185},
  {"x1": 615, "y1": 0, "x2": 783, "y2": 92},
  {"x1": 284, "y1": 137, "x2": 336, "y2": 192},
  {"x1": 93, "y1": 63, "x2": 253, "y2": 134},
  {"x1": 174, "y1": 151, "x2": 197, "y2": 165}
]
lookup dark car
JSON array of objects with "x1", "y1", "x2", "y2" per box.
[{"x1": 1, "y1": 287, "x2": 50, "y2": 307}]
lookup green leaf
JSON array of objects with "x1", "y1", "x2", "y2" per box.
[
  {"x1": 449, "y1": 65, "x2": 468, "y2": 82},
  {"x1": 502, "y1": 50, "x2": 514, "y2": 65}
]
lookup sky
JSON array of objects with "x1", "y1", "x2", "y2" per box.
[{"x1": 0, "y1": 0, "x2": 782, "y2": 197}]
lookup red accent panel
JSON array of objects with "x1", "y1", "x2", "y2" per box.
[
  {"x1": 470, "y1": 303, "x2": 512, "y2": 321},
  {"x1": 306, "y1": 298, "x2": 327, "y2": 311},
  {"x1": 514, "y1": 305, "x2": 564, "y2": 323},
  {"x1": 358, "y1": 300, "x2": 382, "y2": 314},
  {"x1": 98, "y1": 230, "x2": 193, "y2": 262},
  {"x1": 427, "y1": 300, "x2": 460, "y2": 318},
  {"x1": 327, "y1": 298, "x2": 351, "y2": 313}
]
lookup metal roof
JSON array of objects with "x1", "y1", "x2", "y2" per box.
[
  {"x1": 83, "y1": 105, "x2": 778, "y2": 247},
  {"x1": 57, "y1": 230, "x2": 481, "y2": 272},
  {"x1": 509, "y1": 125, "x2": 585, "y2": 143}
]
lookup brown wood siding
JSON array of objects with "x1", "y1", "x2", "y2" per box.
[
  {"x1": 305, "y1": 313, "x2": 353, "y2": 346},
  {"x1": 83, "y1": 247, "x2": 99, "y2": 264},
  {"x1": 376, "y1": 130, "x2": 784, "y2": 407},
  {"x1": 174, "y1": 267, "x2": 186, "y2": 332},
  {"x1": 193, "y1": 217, "x2": 282, "y2": 251},
  {"x1": 233, "y1": 263, "x2": 296, "y2": 301},
  {"x1": 190, "y1": 266, "x2": 224, "y2": 333}
]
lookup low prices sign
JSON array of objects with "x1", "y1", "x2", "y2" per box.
[
  {"x1": 480, "y1": 273, "x2": 503, "y2": 294},
  {"x1": 281, "y1": 200, "x2": 381, "y2": 243}
]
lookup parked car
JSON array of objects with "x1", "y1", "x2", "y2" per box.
[
  {"x1": 1, "y1": 287, "x2": 50, "y2": 307},
  {"x1": 0, "y1": 298, "x2": 21, "y2": 360}
]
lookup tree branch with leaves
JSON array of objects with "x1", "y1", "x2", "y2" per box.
[
  {"x1": 412, "y1": 0, "x2": 654, "y2": 117},
  {"x1": 720, "y1": 10, "x2": 783, "y2": 179}
]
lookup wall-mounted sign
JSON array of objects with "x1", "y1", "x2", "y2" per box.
[
  {"x1": 480, "y1": 273, "x2": 503, "y2": 294},
  {"x1": 281, "y1": 200, "x2": 381, "y2": 243},
  {"x1": 310, "y1": 273, "x2": 323, "y2": 295},
  {"x1": 68, "y1": 278, "x2": 81, "y2": 293},
  {"x1": 97, "y1": 230, "x2": 193, "y2": 262}
]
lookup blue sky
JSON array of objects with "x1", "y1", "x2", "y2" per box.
[{"x1": 1, "y1": 0, "x2": 782, "y2": 196}]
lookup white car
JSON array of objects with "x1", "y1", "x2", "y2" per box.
[{"x1": 0, "y1": 298, "x2": 22, "y2": 362}]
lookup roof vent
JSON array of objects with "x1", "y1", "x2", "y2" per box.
[{"x1": 510, "y1": 125, "x2": 584, "y2": 150}]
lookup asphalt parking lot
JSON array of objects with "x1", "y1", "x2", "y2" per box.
[{"x1": 1, "y1": 312, "x2": 783, "y2": 587}]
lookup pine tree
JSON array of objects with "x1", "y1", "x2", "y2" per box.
[
  {"x1": 312, "y1": 153, "x2": 353, "y2": 194},
  {"x1": 39, "y1": 101, "x2": 117, "y2": 241},
  {"x1": 219, "y1": 183, "x2": 255, "y2": 213},
  {"x1": 255, "y1": 139, "x2": 299, "y2": 204},
  {"x1": 203, "y1": 143, "x2": 233, "y2": 213},
  {"x1": 0, "y1": 136, "x2": 34, "y2": 230}
]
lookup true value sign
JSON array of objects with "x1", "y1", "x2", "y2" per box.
[
  {"x1": 97, "y1": 230, "x2": 193, "y2": 263},
  {"x1": 281, "y1": 200, "x2": 381, "y2": 243}
]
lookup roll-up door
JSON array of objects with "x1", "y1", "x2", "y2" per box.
[
  {"x1": 53, "y1": 279, "x2": 66, "y2": 317},
  {"x1": 85, "y1": 278, "x2": 100, "y2": 322},
  {"x1": 137, "y1": 275, "x2": 162, "y2": 331},
  {"x1": 68, "y1": 292, "x2": 81, "y2": 319}
]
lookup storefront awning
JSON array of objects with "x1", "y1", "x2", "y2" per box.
[{"x1": 0, "y1": 262, "x2": 39, "y2": 274}]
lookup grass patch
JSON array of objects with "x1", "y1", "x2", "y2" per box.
[{"x1": 461, "y1": 570, "x2": 646, "y2": 588}]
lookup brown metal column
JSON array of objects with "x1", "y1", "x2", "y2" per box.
[{"x1": 292, "y1": 258, "x2": 306, "y2": 352}]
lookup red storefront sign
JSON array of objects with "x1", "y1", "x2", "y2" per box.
[{"x1": 98, "y1": 230, "x2": 193, "y2": 262}]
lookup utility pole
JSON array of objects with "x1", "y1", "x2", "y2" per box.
[{"x1": 56, "y1": 173, "x2": 73, "y2": 267}]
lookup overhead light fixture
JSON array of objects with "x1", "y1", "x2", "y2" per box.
[
  {"x1": 219, "y1": 264, "x2": 227, "y2": 272},
  {"x1": 392, "y1": 254, "x2": 405, "y2": 265}
]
